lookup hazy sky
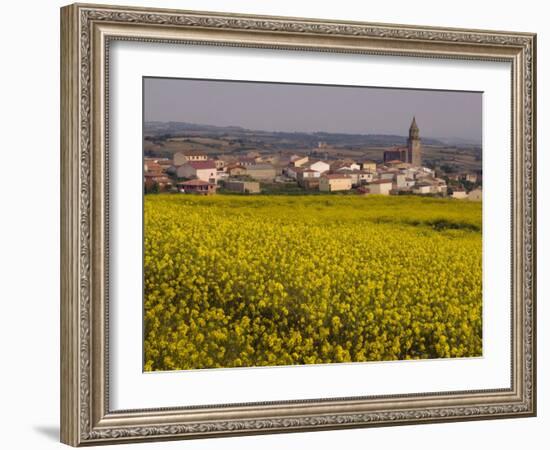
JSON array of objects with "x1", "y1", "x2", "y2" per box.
[{"x1": 144, "y1": 77, "x2": 482, "y2": 143}]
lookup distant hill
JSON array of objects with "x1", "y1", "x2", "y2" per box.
[
  {"x1": 144, "y1": 121, "x2": 482, "y2": 173},
  {"x1": 144, "y1": 121, "x2": 452, "y2": 147}
]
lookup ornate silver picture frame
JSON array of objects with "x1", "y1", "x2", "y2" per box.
[{"x1": 60, "y1": 3, "x2": 536, "y2": 446}]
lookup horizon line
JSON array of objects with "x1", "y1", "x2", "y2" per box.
[{"x1": 143, "y1": 120, "x2": 482, "y2": 145}]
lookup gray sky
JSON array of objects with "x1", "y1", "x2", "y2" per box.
[{"x1": 144, "y1": 77, "x2": 482, "y2": 143}]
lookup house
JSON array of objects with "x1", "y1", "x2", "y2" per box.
[
  {"x1": 335, "y1": 169, "x2": 361, "y2": 186},
  {"x1": 400, "y1": 167, "x2": 418, "y2": 179},
  {"x1": 413, "y1": 183, "x2": 432, "y2": 195},
  {"x1": 357, "y1": 171, "x2": 375, "y2": 184},
  {"x1": 297, "y1": 169, "x2": 320, "y2": 181},
  {"x1": 368, "y1": 179, "x2": 393, "y2": 195},
  {"x1": 415, "y1": 167, "x2": 435, "y2": 178},
  {"x1": 432, "y1": 178, "x2": 448, "y2": 194},
  {"x1": 290, "y1": 155, "x2": 309, "y2": 167},
  {"x1": 331, "y1": 160, "x2": 361, "y2": 172},
  {"x1": 378, "y1": 171, "x2": 396, "y2": 180},
  {"x1": 271, "y1": 153, "x2": 296, "y2": 175},
  {"x1": 177, "y1": 179, "x2": 216, "y2": 195},
  {"x1": 225, "y1": 180, "x2": 261, "y2": 194},
  {"x1": 176, "y1": 160, "x2": 217, "y2": 182},
  {"x1": 272, "y1": 162, "x2": 289, "y2": 176},
  {"x1": 226, "y1": 164, "x2": 247, "y2": 177},
  {"x1": 216, "y1": 171, "x2": 229, "y2": 183},
  {"x1": 418, "y1": 177, "x2": 446, "y2": 194},
  {"x1": 319, "y1": 174, "x2": 352, "y2": 192},
  {"x1": 360, "y1": 160, "x2": 377, "y2": 172},
  {"x1": 246, "y1": 163, "x2": 276, "y2": 181},
  {"x1": 452, "y1": 189, "x2": 468, "y2": 199},
  {"x1": 144, "y1": 173, "x2": 171, "y2": 191},
  {"x1": 446, "y1": 173, "x2": 462, "y2": 181},
  {"x1": 304, "y1": 160, "x2": 330, "y2": 174},
  {"x1": 173, "y1": 150, "x2": 208, "y2": 166},
  {"x1": 331, "y1": 164, "x2": 360, "y2": 175},
  {"x1": 157, "y1": 159, "x2": 173, "y2": 172},
  {"x1": 237, "y1": 156, "x2": 259, "y2": 167},
  {"x1": 144, "y1": 159, "x2": 162, "y2": 174},
  {"x1": 394, "y1": 173, "x2": 407, "y2": 188},
  {"x1": 144, "y1": 172, "x2": 169, "y2": 182},
  {"x1": 297, "y1": 169, "x2": 320, "y2": 187},
  {"x1": 468, "y1": 188, "x2": 482, "y2": 201},
  {"x1": 461, "y1": 173, "x2": 478, "y2": 183},
  {"x1": 286, "y1": 166, "x2": 301, "y2": 179}
]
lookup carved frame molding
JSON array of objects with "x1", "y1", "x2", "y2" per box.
[{"x1": 61, "y1": 3, "x2": 536, "y2": 446}]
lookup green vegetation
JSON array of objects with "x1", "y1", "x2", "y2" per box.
[{"x1": 144, "y1": 194, "x2": 482, "y2": 371}]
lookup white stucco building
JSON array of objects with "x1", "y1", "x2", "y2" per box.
[
  {"x1": 368, "y1": 179, "x2": 393, "y2": 195},
  {"x1": 319, "y1": 174, "x2": 352, "y2": 192},
  {"x1": 306, "y1": 160, "x2": 330, "y2": 174},
  {"x1": 173, "y1": 151, "x2": 208, "y2": 166},
  {"x1": 176, "y1": 161, "x2": 217, "y2": 182}
]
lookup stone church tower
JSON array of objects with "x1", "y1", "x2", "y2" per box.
[{"x1": 407, "y1": 117, "x2": 422, "y2": 166}]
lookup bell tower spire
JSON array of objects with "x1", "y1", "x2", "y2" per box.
[
  {"x1": 407, "y1": 116, "x2": 422, "y2": 166},
  {"x1": 409, "y1": 116, "x2": 419, "y2": 139}
]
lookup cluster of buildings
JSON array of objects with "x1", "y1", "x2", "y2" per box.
[{"x1": 143, "y1": 118, "x2": 481, "y2": 200}]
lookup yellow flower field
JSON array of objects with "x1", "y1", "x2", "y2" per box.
[{"x1": 144, "y1": 194, "x2": 482, "y2": 371}]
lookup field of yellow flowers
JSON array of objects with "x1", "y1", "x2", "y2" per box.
[{"x1": 144, "y1": 194, "x2": 482, "y2": 371}]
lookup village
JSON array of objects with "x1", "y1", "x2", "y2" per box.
[{"x1": 144, "y1": 118, "x2": 482, "y2": 200}]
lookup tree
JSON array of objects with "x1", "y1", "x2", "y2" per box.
[
  {"x1": 440, "y1": 164, "x2": 457, "y2": 174},
  {"x1": 145, "y1": 181, "x2": 160, "y2": 194}
]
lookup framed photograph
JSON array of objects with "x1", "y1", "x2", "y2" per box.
[{"x1": 60, "y1": 3, "x2": 536, "y2": 446}]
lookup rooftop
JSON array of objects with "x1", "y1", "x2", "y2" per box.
[
  {"x1": 323, "y1": 174, "x2": 351, "y2": 180},
  {"x1": 369, "y1": 179, "x2": 393, "y2": 184},
  {"x1": 226, "y1": 164, "x2": 246, "y2": 170},
  {"x1": 185, "y1": 161, "x2": 217, "y2": 169},
  {"x1": 305, "y1": 160, "x2": 329, "y2": 166}
]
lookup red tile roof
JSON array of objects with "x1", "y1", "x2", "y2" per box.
[{"x1": 227, "y1": 164, "x2": 246, "y2": 170}]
